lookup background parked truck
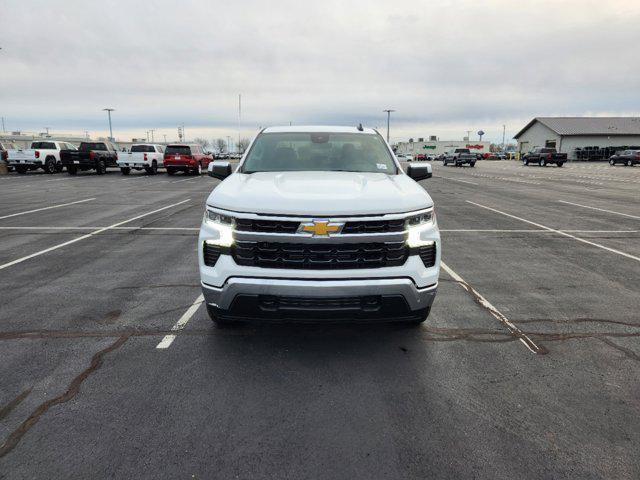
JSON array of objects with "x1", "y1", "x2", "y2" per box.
[
  {"x1": 117, "y1": 144, "x2": 165, "y2": 175},
  {"x1": 60, "y1": 141, "x2": 118, "y2": 175},
  {"x1": 7, "y1": 141, "x2": 76, "y2": 174}
]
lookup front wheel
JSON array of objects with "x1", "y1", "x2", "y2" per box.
[
  {"x1": 609, "y1": 159, "x2": 615, "y2": 166},
  {"x1": 120, "y1": 167, "x2": 131, "y2": 175},
  {"x1": 556, "y1": 162, "x2": 564, "y2": 167},
  {"x1": 96, "y1": 160, "x2": 107, "y2": 175},
  {"x1": 626, "y1": 159, "x2": 633, "y2": 167},
  {"x1": 194, "y1": 163, "x2": 202, "y2": 175},
  {"x1": 206, "y1": 304, "x2": 241, "y2": 328},
  {"x1": 469, "y1": 162, "x2": 476, "y2": 168},
  {"x1": 524, "y1": 159, "x2": 529, "y2": 166},
  {"x1": 44, "y1": 157, "x2": 57, "y2": 174},
  {"x1": 403, "y1": 307, "x2": 431, "y2": 326},
  {"x1": 145, "y1": 161, "x2": 158, "y2": 175},
  {"x1": 540, "y1": 159, "x2": 546, "y2": 167}
]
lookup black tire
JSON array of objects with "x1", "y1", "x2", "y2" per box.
[
  {"x1": 556, "y1": 162, "x2": 563, "y2": 167},
  {"x1": 626, "y1": 159, "x2": 633, "y2": 167},
  {"x1": 524, "y1": 159, "x2": 529, "y2": 166},
  {"x1": 193, "y1": 163, "x2": 202, "y2": 175},
  {"x1": 539, "y1": 159, "x2": 546, "y2": 167},
  {"x1": 67, "y1": 165, "x2": 77, "y2": 175},
  {"x1": 120, "y1": 167, "x2": 131, "y2": 175},
  {"x1": 403, "y1": 307, "x2": 431, "y2": 326},
  {"x1": 166, "y1": 167, "x2": 175, "y2": 175},
  {"x1": 44, "y1": 156, "x2": 57, "y2": 174},
  {"x1": 206, "y1": 304, "x2": 239, "y2": 328},
  {"x1": 15, "y1": 165, "x2": 28, "y2": 174},
  {"x1": 96, "y1": 159, "x2": 106, "y2": 175},
  {"x1": 469, "y1": 162, "x2": 476, "y2": 168},
  {"x1": 145, "y1": 160, "x2": 158, "y2": 175},
  {"x1": 609, "y1": 158, "x2": 615, "y2": 166},
  {"x1": 55, "y1": 162, "x2": 64, "y2": 173}
]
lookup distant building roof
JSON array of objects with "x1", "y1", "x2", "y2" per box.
[{"x1": 514, "y1": 117, "x2": 640, "y2": 139}]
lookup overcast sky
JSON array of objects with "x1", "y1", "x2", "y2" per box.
[{"x1": 2, "y1": 0, "x2": 640, "y2": 144}]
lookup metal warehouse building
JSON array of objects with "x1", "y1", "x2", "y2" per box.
[{"x1": 514, "y1": 117, "x2": 640, "y2": 160}]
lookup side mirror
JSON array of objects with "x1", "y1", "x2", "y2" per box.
[
  {"x1": 406, "y1": 163, "x2": 432, "y2": 181},
  {"x1": 208, "y1": 161, "x2": 232, "y2": 180}
]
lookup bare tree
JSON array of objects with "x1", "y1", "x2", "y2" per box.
[
  {"x1": 238, "y1": 137, "x2": 251, "y2": 153},
  {"x1": 193, "y1": 137, "x2": 211, "y2": 150},
  {"x1": 215, "y1": 138, "x2": 227, "y2": 154}
]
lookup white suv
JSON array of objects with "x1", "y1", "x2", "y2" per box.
[{"x1": 198, "y1": 126, "x2": 440, "y2": 326}]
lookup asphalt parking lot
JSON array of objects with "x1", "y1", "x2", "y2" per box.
[{"x1": 1, "y1": 161, "x2": 639, "y2": 479}]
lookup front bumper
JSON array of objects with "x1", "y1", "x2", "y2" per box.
[{"x1": 202, "y1": 277, "x2": 437, "y2": 320}]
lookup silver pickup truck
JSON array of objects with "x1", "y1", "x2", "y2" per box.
[{"x1": 198, "y1": 126, "x2": 441, "y2": 326}]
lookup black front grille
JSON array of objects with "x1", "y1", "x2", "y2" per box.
[
  {"x1": 235, "y1": 218, "x2": 299, "y2": 234},
  {"x1": 418, "y1": 244, "x2": 436, "y2": 267},
  {"x1": 234, "y1": 217, "x2": 405, "y2": 235},
  {"x1": 203, "y1": 243, "x2": 222, "y2": 267},
  {"x1": 342, "y1": 219, "x2": 405, "y2": 234},
  {"x1": 233, "y1": 241, "x2": 408, "y2": 269}
]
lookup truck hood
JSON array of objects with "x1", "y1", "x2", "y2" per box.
[{"x1": 206, "y1": 171, "x2": 433, "y2": 216}]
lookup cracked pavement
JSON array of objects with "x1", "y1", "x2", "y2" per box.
[{"x1": 0, "y1": 162, "x2": 639, "y2": 479}]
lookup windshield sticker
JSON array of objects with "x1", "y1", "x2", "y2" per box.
[{"x1": 376, "y1": 163, "x2": 388, "y2": 170}]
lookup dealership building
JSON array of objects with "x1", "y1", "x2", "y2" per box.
[
  {"x1": 395, "y1": 137, "x2": 491, "y2": 156},
  {"x1": 514, "y1": 117, "x2": 640, "y2": 160}
]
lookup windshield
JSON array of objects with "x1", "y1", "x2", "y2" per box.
[
  {"x1": 131, "y1": 145, "x2": 156, "y2": 153},
  {"x1": 79, "y1": 142, "x2": 106, "y2": 151},
  {"x1": 241, "y1": 132, "x2": 397, "y2": 174},
  {"x1": 166, "y1": 146, "x2": 192, "y2": 155}
]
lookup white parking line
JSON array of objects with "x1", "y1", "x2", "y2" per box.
[
  {"x1": 170, "y1": 177, "x2": 201, "y2": 184},
  {"x1": 0, "y1": 199, "x2": 190, "y2": 271},
  {"x1": 0, "y1": 198, "x2": 96, "y2": 220},
  {"x1": 156, "y1": 294, "x2": 205, "y2": 349},
  {"x1": 435, "y1": 176, "x2": 479, "y2": 185},
  {"x1": 468, "y1": 201, "x2": 640, "y2": 263},
  {"x1": 440, "y1": 261, "x2": 542, "y2": 354},
  {"x1": 558, "y1": 200, "x2": 640, "y2": 220}
]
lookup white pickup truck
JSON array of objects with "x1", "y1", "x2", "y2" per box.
[
  {"x1": 199, "y1": 126, "x2": 440, "y2": 327},
  {"x1": 116, "y1": 144, "x2": 165, "y2": 175},
  {"x1": 7, "y1": 140, "x2": 77, "y2": 174}
]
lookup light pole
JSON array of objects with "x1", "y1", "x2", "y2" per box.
[
  {"x1": 149, "y1": 129, "x2": 155, "y2": 142},
  {"x1": 502, "y1": 125, "x2": 506, "y2": 151},
  {"x1": 163, "y1": 134, "x2": 167, "y2": 144},
  {"x1": 227, "y1": 135, "x2": 231, "y2": 153},
  {"x1": 44, "y1": 127, "x2": 50, "y2": 136},
  {"x1": 103, "y1": 108, "x2": 115, "y2": 141},
  {"x1": 383, "y1": 109, "x2": 395, "y2": 143}
]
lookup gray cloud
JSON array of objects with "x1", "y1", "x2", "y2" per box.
[{"x1": 1, "y1": 0, "x2": 639, "y2": 143}]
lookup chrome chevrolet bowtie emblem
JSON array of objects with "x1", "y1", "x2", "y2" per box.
[{"x1": 298, "y1": 220, "x2": 345, "y2": 236}]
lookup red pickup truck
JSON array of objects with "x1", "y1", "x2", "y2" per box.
[{"x1": 164, "y1": 144, "x2": 213, "y2": 175}]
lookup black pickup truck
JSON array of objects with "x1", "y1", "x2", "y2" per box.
[
  {"x1": 522, "y1": 148, "x2": 567, "y2": 167},
  {"x1": 60, "y1": 141, "x2": 118, "y2": 175}
]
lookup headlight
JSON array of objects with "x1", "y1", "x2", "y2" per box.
[
  {"x1": 406, "y1": 208, "x2": 435, "y2": 247},
  {"x1": 203, "y1": 209, "x2": 234, "y2": 247}
]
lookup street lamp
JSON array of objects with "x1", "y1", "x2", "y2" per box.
[
  {"x1": 149, "y1": 129, "x2": 155, "y2": 142},
  {"x1": 103, "y1": 108, "x2": 115, "y2": 141},
  {"x1": 383, "y1": 109, "x2": 395, "y2": 143}
]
